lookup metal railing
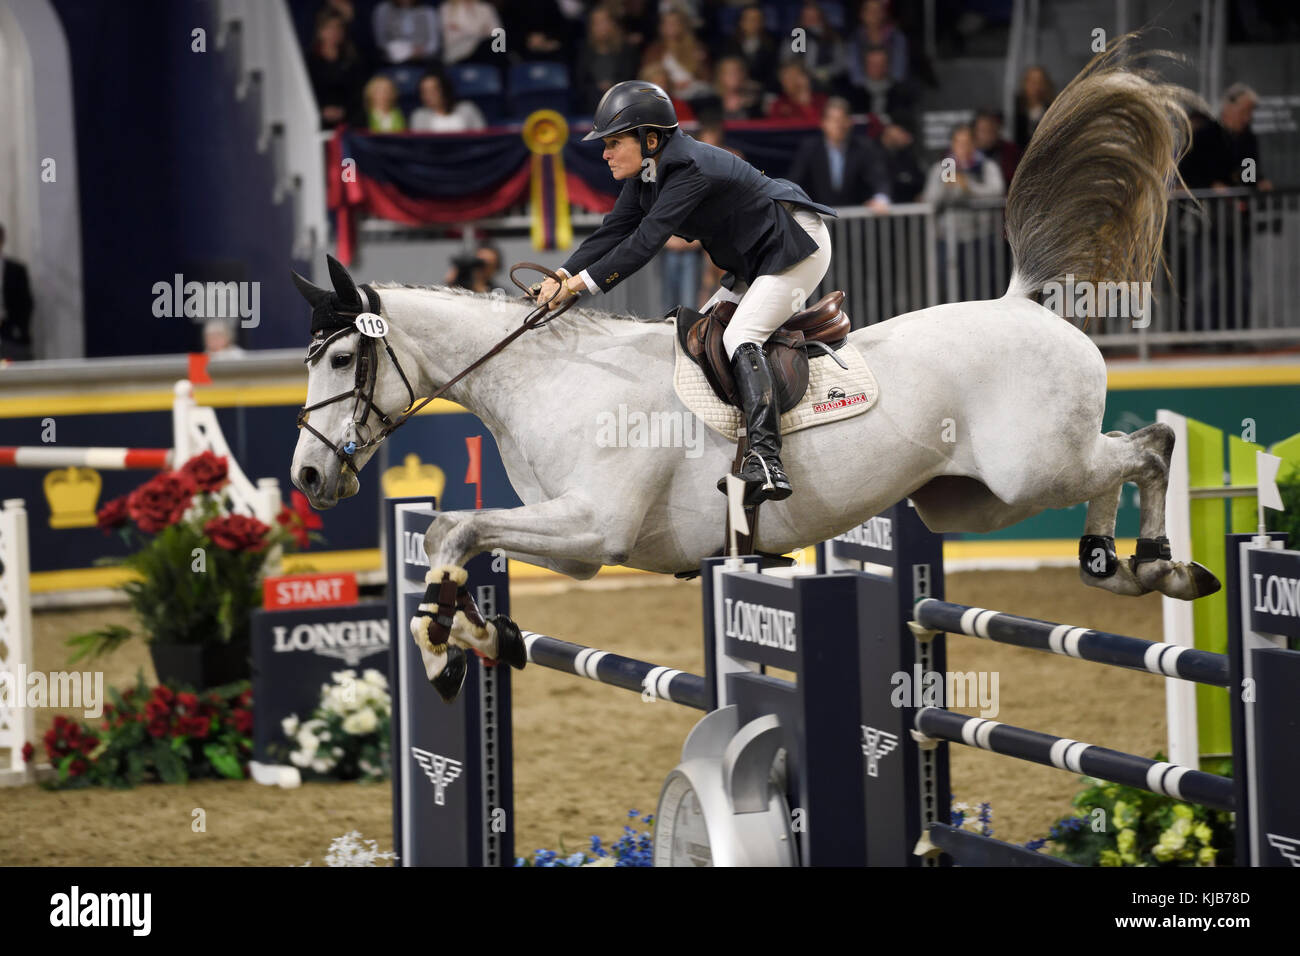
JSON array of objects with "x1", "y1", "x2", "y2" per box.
[
  {"x1": 353, "y1": 186, "x2": 1300, "y2": 356},
  {"x1": 814, "y1": 187, "x2": 1300, "y2": 357}
]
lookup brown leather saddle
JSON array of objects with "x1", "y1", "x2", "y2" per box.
[{"x1": 675, "y1": 291, "x2": 851, "y2": 411}]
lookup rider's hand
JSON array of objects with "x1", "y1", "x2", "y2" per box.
[
  {"x1": 536, "y1": 277, "x2": 562, "y2": 305},
  {"x1": 538, "y1": 274, "x2": 583, "y2": 310}
]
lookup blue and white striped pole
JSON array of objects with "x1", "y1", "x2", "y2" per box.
[
  {"x1": 521, "y1": 631, "x2": 710, "y2": 711},
  {"x1": 914, "y1": 707, "x2": 1237, "y2": 812},
  {"x1": 912, "y1": 599, "x2": 1230, "y2": 687}
]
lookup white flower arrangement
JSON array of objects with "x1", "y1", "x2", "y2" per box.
[
  {"x1": 280, "y1": 669, "x2": 392, "y2": 781},
  {"x1": 301, "y1": 830, "x2": 398, "y2": 867}
]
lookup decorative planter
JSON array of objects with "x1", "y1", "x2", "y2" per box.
[{"x1": 149, "y1": 641, "x2": 250, "y2": 689}]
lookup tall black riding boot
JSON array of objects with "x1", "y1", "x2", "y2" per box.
[{"x1": 716, "y1": 342, "x2": 793, "y2": 503}]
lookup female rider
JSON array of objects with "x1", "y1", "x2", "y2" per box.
[{"x1": 536, "y1": 80, "x2": 836, "y2": 504}]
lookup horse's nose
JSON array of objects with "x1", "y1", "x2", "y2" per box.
[{"x1": 297, "y1": 466, "x2": 322, "y2": 495}]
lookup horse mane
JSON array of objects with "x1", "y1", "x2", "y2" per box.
[{"x1": 371, "y1": 282, "x2": 668, "y2": 325}]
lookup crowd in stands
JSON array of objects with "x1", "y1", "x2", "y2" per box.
[{"x1": 297, "y1": 1, "x2": 1277, "y2": 320}]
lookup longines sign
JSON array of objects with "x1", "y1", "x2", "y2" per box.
[{"x1": 1249, "y1": 548, "x2": 1300, "y2": 641}]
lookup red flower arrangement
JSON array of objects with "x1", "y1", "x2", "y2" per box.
[
  {"x1": 38, "y1": 676, "x2": 254, "y2": 789},
  {"x1": 204, "y1": 514, "x2": 271, "y2": 553},
  {"x1": 126, "y1": 471, "x2": 198, "y2": 534},
  {"x1": 180, "y1": 450, "x2": 230, "y2": 493},
  {"x1": 276, "y1": 491, "x2": 323, "y2": 550},
  {"x1": 71, "y1": 453, "x2": 322, "y2": 668}
]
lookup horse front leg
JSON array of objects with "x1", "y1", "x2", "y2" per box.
[{"x1": 411, "y1": 496, "x2": 630, "y2": 700}]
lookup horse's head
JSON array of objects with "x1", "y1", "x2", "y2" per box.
[{"x1": 289, "y1": 256, "x2": 417, "y2": 509}]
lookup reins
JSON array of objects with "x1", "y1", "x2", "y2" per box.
[{"x1": 297, "y1": 263, "x2": 578, "y2": 475}]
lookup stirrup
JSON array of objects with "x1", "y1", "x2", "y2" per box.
[{"x1": 742, "y1": 449, "x2": 778, "y2": 491}]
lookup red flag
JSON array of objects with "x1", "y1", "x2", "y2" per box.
[
  {"x1": 189, "y1": 352, "x2": 212, "y2": 385},
  {"x1": 465, "y1": 435, "x2": 483, "y2": 509}
]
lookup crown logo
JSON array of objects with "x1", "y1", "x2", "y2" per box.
[
  {"x1": 44, "y1": 467, "x2": 102, "y2": 529},
  {"x1": 382, "y1": 454, "x2": 445, "y2": 500}
]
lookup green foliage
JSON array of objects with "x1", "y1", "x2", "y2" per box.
[
  {"x1": 39, "y1": 671, "x2": 253, "y2": 789},
  {"x1": 1264, "y1": 474, "x2": 1300, "y2": 550},
  {"x1": 1043, "y1": 773, "x2": 1235, "y2": 866}
]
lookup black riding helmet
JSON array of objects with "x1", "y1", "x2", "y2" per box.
[{"x1": 583, "y1": 80, "x2": 679, "y2": 158}]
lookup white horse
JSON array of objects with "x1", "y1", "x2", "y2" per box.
[{"x1": 290, "y1": 44, "x2": 1217, "y2": 686}]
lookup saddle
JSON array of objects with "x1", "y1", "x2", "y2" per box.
[{"x1": 675, "y1": 291, "x2": 851, "y2": 412}]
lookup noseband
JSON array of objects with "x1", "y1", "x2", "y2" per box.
[{"x1": 297, "y1": 265, "x2": 577, "y2": 476}]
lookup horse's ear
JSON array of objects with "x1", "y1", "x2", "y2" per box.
[
  {"x1": 326, "y1": 254, "x2": 362, "y2": 309},
  {"x1": 291, "y1": 270, "x2": 331, "y2": 308}
]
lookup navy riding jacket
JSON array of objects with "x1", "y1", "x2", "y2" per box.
[{"x1": 561, "y1": 131, "x2": 837, "y2": 294}]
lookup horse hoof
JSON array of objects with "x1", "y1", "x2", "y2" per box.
[
  {"x1": 1133, "y1": 559, "x2": 1222, "y2": 601},
  {"x1": 490, "y1": 614, "x2": 527, "y2": 670},
  {"x1": 1187, "y1": 561, "x2": 1222, "y2": 598},
  {"x1": 431, "y1": 645, "x2": 468, "y2": 703}
]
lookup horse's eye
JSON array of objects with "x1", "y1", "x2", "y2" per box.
[{"x1": 332, "y1": 352, "x2": 353, "y2": 369}]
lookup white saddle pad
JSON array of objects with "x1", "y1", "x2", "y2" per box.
[{"x1": 673, "y1": 332, "x2": 878, "y2": 442}]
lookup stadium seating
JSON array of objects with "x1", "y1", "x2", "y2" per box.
[
  {"x1": 507, "y1": 62, "x2": 570, "y2": 119},
  {"x1": 447, "y1": 63, "x2": 506, "y2": 124}
]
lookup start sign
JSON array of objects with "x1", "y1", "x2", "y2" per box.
[{"x1": 263, "y1": 572, "x2": 359, "y2": 610}]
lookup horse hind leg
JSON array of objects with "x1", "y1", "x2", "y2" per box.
[
  {"x1": 1077, "y1": 432, "x2": 1153, "y2": 596},
  {"x1": 1126, "y1": 423, "x2": 1221, "y2": 600},
  {"x1": 1076, "y1": 426, "x2": 1219, "y2": 600}
]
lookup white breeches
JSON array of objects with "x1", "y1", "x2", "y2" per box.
[{"x1": 705, "y1": 203, "x2": 833, "y2": 360}]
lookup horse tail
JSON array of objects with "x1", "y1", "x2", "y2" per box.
[{"x1": 1004, "y1": 36, "x2": 1201, "y2": 301}]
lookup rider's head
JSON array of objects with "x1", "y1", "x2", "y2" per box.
[{"x1": 585, "y1": 80, "x2": 679, "y2": 179}]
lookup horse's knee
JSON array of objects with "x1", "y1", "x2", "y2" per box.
[{"x1": 424, "y1": 513, "x2": 476, "y2": 565}]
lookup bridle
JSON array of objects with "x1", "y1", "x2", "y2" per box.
[{"x1": 297, "y1": 264, "x2": 578, "y2": 476}]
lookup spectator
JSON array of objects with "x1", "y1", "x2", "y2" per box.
[
  {"x1": 511, "y1": 0, "x2": 572, "y2": 62},
  {"x1": 640, "y1": 63, "x2": 697, "y2": 122},
  {"x1": 848, "y1": 46, "x2": 915, "y2": 133},
  {"x1": 441, "y1": 0, "x2": 503, "y2": 65},
  {"x1": 921, "y1": 124, "x2": 1005, "y2": 299},
  {"x1": 371, "y1": 0, "x2": 439, "y2": 64},
  {"x1": 661, "y1": 231, "x2": 703, "y2": 315},
  {"x1": 410, "y1": 70, "x2": 486, "y2": 131},
  {"x1": 849, "y1": 0, "x2": 908, "y2": 85},
  {"x1": 612, "y1": 0, "x2": 657, "y2": 48},
  {"x1": 365, "y1": 75, "x2": 407, "y2": 131},
  {"x1": 475, "y1": 241, "x2": 502, "y2": 288},
  {"x1": 880, "y1": 122, "x2": 924, "y2": 202},
  {"x1": 203, "y1": 319, "x2": 245, "y2": 355},
  {"x1": 1177, "y1": 83, "x2": 1272, "y2": 332},
  {"x1": 1013, "y1": 65, "x2": 1054, "y2": 149},
  {"x1": 0, "y1": 223, "x2": 33, "y2": 352},
  {"x1": 1181, "y1": 83, "x2": 1272, "y2": 190},
  {"x1": 307, "y1": 11, "x2": 367, "y2": 129},
  {"x1": 782, "y1": 2, "x2": 847, "y2": 92},
  {"x1": 788, "y1": 97, "x2": 891, "y2": 210},
  {"x1": 723, "y1": 4, "x2": 780, "y2": 92},
  {"x1": 696, "y1": 118, "x2": 743, "y2": 158},
  {"x1": 318, "y1": 0, "x2": 357, "y2": 30},
  {"x1": 712, "y1": 56, "x2": 763, "y2": 120},
  {"x1": 447, "y1": 252, "x2": 490, "y2": 292},
  {"x1": 576, "y1": 5, "x2": 639, "y2": 112},
  {"x1": 640, "y1": 6, "x2": 711, "y2": 100},
  {"x1": 768, "y1": 61, "x2": 827, "y2": 122},
  {"x1": 972, "y1": 108, "x2": 1020, "y2": 187}
]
